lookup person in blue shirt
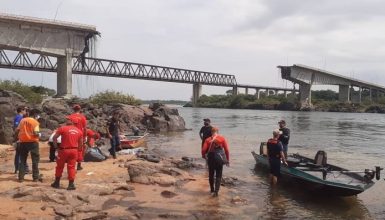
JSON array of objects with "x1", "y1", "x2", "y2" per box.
[{"x1": 13, "y1": 106, "x2": 30, "y2": 174}]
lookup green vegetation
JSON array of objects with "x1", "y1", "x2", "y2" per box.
[
  {"x1": 187, "y1": 89, "x2": 385, "y2": 113},
  {"x1": 141, "y1": 100, "x2": 188, "y2": 105},
  {"x1": 0, "y1": 80, "x2": 55, "y2": 104},
  {"x1": 191, "y1": 93, "x2": 299, "y2": 110},
  {"x1": 90, "y1": 90, "x2": 141, "y2": 106}
]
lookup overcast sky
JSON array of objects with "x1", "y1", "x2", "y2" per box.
[{"x1": 2, "y1": 0, "x2": 385, "y2": 100}]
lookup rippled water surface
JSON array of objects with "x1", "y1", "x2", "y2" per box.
[{"x1": 148, "y1": 107, "x2": 385, "y2": 219}]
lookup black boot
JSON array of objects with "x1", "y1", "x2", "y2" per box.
[
  {"x1": 67, "y1": 181, "x2": 76, "y2": 190},
  {"x1": 51, "y1": 177, "x2": 60, "y2": 188},
  {"x1": 77, "y1": 163, "x2": 83, "y2": 171}
]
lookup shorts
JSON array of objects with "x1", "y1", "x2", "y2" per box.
[{"x1": 269, "y1": 158, "x2": 281, "y2": 177}]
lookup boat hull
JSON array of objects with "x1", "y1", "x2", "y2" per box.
[
  {"x1": 252, "y1": 151, "x2": 374, "y2": 197},
  {"x1": 120, "y1": 134, "x2": 147, "y2": 149}
]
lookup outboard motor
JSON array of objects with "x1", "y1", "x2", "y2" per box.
[{"x1": 314, "y1": 151, "x2": 327, "y2": 166}]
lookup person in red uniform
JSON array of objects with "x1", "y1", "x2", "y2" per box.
[
  {"x1": 202, "y1": 127, "x2": 230, "y2": 197},
  {"x1": 67, "y1": 104, "x2": 87, "y2": 170},
  {"x1": 86, "y1": 128, "x2": 101, "y2": 148},
  {"x1": 51, "y1": 116, "x2": 83, "y2": 190}
]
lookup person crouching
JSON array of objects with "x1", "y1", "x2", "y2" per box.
[{"x1": 51, "y1": 116, "x2": 83, "y2": 190}]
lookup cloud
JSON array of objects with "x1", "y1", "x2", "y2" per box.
[{"x1": 1, "y1": 0, "x2": 385, "y2": 99}]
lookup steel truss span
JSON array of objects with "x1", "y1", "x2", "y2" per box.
[{"x1": 0, "y1": 50, "x2": 237, "y2": 86}]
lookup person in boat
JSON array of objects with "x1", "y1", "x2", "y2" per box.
[
  {"x1": 131, "y1": 126, "x2": 140, "y2": 136},
  {"x1": 267, "y1": 129, "x2": 288, "y2": 185},
  {"x1": 106, "y1": 111, "x2": 122, "y2": 159},
  {"x1": 278, "y1": 120, "x2": 290, "y2": 158},
  {"x1": 48, "y1": 130, "x2": 61, "y2": 162},
  {"x1": 199, "y1": 118, "x2": 212, "y2": 148},
  {"x1": 201, "y1": 127, "x2": 230, "y2": 197}
]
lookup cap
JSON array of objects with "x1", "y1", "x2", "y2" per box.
[
  {"x1": 278, "y1": 120, "x2": 286, "y2": 124},
  {"x1": 73, "y1": 104, "x2": 81, "y2": 111},
  {"x1": 66, "y1": 116, "x2": 79, "y2": 124},
  {"x1": 203, "y1": 118, "x2": 211, "y2": 122},
  {"x1": 273, "y1": 129, "x2": 282, "y2": 136}
]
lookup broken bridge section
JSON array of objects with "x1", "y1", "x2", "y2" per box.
[
  {"x1": 278, "y1": 64, "x2": 385, "y2": 108},
  {"x1": 0, "y1": 13, "x2": 99, "y2": 97}
]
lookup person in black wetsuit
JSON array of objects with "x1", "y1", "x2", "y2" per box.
[
  {"x1": 278, "y1": 120, "x2": 290, "y2": 158},
  {"x1": 199, "y1": 118, "x2": 212, "y2": 148},
  {"x1": 267, "y1": 129, "x2": 288, "y2": 185}
]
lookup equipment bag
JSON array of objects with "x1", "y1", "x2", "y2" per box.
[{"x1": 214, "y1": 147, "x2": 228, "y2": 165}]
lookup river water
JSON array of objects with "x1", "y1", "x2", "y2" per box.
[{"x1": 148, "y1": 107, "x2": 385, "y2": 219}]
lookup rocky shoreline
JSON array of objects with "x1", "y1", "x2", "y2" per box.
[
  {"x1": 0, "y1": 89, "x2": 186, "y2": 145},
  {"x1": 0, "y1": 140, "x2": 244, "y2": 219}
]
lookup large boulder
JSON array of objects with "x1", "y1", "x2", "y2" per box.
[
  {"x1": 0, "y1": 90, "x2": 28, "y2": 144},
  {"x1": 147, "y1": 103, "x2": 186, "y2": 132}
]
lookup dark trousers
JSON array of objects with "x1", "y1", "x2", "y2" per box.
[
  {"x1": 14, "y1": 143, "x2": 29, "y2": 173},
  {"x1": 109, "y1": 135, "x2": 120, "y2": 157},
  {"x1": 49, "y1": 142, "x2": 60, "y2": 162},
  {"x1": 207, "y1": 152, "x2": 224, "y2": 193},
  {"x1": 18, "y1": 142, "x2": 40, "y2": 181}
]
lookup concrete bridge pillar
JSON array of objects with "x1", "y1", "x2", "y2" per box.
[
  {"x1": 359, "y1": 87, "x2": 362, "y2": 103},
  {"x1": 275, "y1": 90, "x2": 279, "y2": 96},
  {"x1": 338, "y1": 85, "x2": 350, "y2": 102},
  {"x1": 266, "y1": 89, "x2": 270, "y2": 97},
  {"x1": 299, "y1": 83, "x2": 312, "y2": 106},
  {"x1": 255, "y1": 89, "x2": 260, "y2": 99},
  {"x1": 369, "y1": 88, "x2": 372, "y2": 101},
  {"x1": 245, "y1": 87, "x2": 249, "y2": 95},
  {"x1": 284, "y1": 91, "x2": 288, "y2": 98},
  {"x1": 192, "y1": 83, "x2": 202, "y2": 107},
  {"x1": 56, "y1": 49, "x2": 73, "y2": 97},
  {"x1": 232, "y1": 86, "x2": 238, "y2": 95}
]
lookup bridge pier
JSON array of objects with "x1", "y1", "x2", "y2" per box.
[
  {"x1": 56, "y1": 49, "x2": 73, "y2": 97},
  {"x1": 245, "y1": 87, "x2": 249, "y2": 95},
  {"x1": 284, "y1": 91, "x2": 288, "y2": 98},
  {"x1": 299, "y1": 83, "x2": 312, "y2": 107},
  {"x1": 192, "y1": 83, "x2": 202, "y2": 107},
  {"x1": 233, "y1": 86, "x2": 238, "y2": 95},
  {"x1": 338, "y1": 85, "x2": 350, "y2": 102},
  {"x1": 255, "y1": 89, "x2": 260, "y2": 99}
]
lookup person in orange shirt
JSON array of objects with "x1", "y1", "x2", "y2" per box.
[
  {"x1": 51, "y1": 116, "x2": 83, "y2": 190},
  {"x1": 67, "y1": 104, "x2": 87, "y2": 170},
  {"x1": 202, "y1": 127, "x2": 230, "y2": 197},
  {"x1": 15, "y1": 108, "x2": 42, "y2": 182}
]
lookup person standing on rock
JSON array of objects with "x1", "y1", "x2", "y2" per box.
[
  {"x1": 106, "y1": 111, "x2": 121, "y2": 159},
  {"x1": 278, "y1": 120, "x2": 290, "y2": 158},
  {"x1": 13, "y1": 106, "x2": 30, "y2": 174},
  {"x1": 202, "y1": 127, "x2": 230, "y2": 197},
  {"x1": 15, "y1": 108, "x2": 42, "y2": 182},
  {"x1": 51, "y1": 116, "x2": 83, "y2": 190},
  {"x1": 67, "y1": 104, "x2": 87, "y2": 170},
  {"x1": 199, "y1": 118, "x2": 212, "y2": 148}
]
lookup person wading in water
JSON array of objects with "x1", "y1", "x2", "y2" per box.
[
  {"x1": 202, "y1": 127, "x2": 230, "y2": 197},
  {"x1": 267, "y1": 129, "x2": 288, "y2": 185},
  {"x1": 199, "y1": 118, "x2": 212, "y2": 148}
]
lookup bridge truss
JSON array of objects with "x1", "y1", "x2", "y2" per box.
[{"x1": 0, "y1": 49, "x2": 237, "y2": 86}]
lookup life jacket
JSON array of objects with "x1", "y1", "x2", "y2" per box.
[{"x1": 267, "y1": 138, "x2": 281, "y2": 158}]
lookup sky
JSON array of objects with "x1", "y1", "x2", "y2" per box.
[{"x1": 2, "y1": 0, "x2": 385, "y2": 100}]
